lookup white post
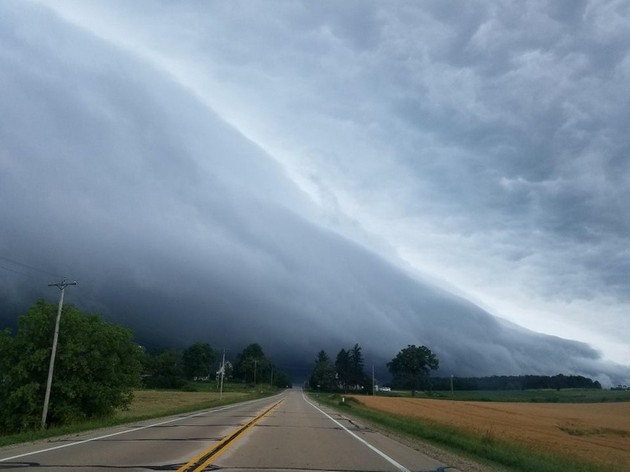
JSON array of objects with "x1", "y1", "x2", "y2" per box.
[
  {"x1": 219, "y1": 349, "x2": 226, "y2": 400},
  {"x1": 372, "y1": 364, "x2": 375, "y2": 395}
]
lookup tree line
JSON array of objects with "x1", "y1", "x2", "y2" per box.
[
  {"x1": 309, "y1": 345, "x2": 603, "y2": 395},
  {"x1": 143, "y1": 342, "x2": 291, "y2": 391},
  {"x1": 310, "y1": 344, "x2": 370, "y2": 392},
  {"x1": 430, "y1": 374, "x2": 602, "y2": 391},
  {"x1": 0, "y1": 300, "x2": 291, "y2": 434},
  {"x1": 310, "y1": 344, "x2": 440, "y2": 394},
  {"x1": 1, "y1": 300, "x2": 603, "y2": 435}
]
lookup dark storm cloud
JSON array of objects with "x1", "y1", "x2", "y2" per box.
[{"x1": 1, "y1": 0, "x2": 629, "y2": 385}]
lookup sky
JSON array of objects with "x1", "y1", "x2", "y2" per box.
[{"x1": 1, "y1": 0, "x2": 629, "y2": 385}]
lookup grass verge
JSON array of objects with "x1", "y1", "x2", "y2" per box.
[
  {"x1": 309, "y1": 393, "x2": 618, "y2": 472},
  {"x1": 0, "y1": 383, "x2": 280, "y2": 448}
]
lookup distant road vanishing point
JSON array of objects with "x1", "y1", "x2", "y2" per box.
[{"x1": 0, "y1": 389, "x2": 462, "y2": 471}]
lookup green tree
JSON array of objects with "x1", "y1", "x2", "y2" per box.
[
  {"x1": 348, "y1": 344, "x2": 366, "y2": 387},
  {"x1": 387, "y1": 344, "x2": 439, "y2": 395},
  {"x1": 335, "y1": 348, "x2": 350, "y2": 390},
  {"x1": 272, "y1": 370, "x2": 292, "y2": 388},
  {"x1": 234, "y1": 343, "x2": 271, "y2": 384},
  {"x1": 0, "y1": 300, "x2": 143, "y2": 433},
  {"x1": 182, "y1": 342, "x2": 216, "y2": 380},
  {"x1": 309, "y1": 350, "x2": 336, "y2": 391},
  {"x1": 143, "y1": 348, "x2": 186, "y2": 389}
]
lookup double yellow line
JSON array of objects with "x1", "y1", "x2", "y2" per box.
[{"x1": 177, "y1": 399, "x2": 284, "y2": 472}]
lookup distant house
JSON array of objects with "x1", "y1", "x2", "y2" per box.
[{"x1": 216, "y1": 361, "x2": 233, "y2": 381}]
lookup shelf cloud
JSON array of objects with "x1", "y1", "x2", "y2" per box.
[{"x1": 1, "y1": 1, "x2": 629, "y2": 385}]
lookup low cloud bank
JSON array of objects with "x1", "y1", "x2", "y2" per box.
[{"x1": 1, "y1": 2, "x2": 628, "y2": 387}]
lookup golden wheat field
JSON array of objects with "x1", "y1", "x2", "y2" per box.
[{"x1": 354, "y1": 396, "x2": 630, "y2": 470}]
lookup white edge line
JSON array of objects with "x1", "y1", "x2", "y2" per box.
[
  {"x1": 0, "y1": 395, "x2": 279, "y2": 463},
  {"x1": 303, "y1": 393, "x2": 411, "y2": 472}
]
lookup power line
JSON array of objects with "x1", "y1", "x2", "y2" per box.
[
  {"x1": 0, "y1": 255, "x2": 65, "y2": 280},
  {"x1": 0, "y1": 263, "x2": 38, "y2": 279}
]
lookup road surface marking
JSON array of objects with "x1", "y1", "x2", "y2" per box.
[
  {"x1": 0, "y1": 397, "x2": 275, "y2": 463},
  {"x1": 303, "y1": 394, "x2": 411, "y2": 472},
  {"x1": 177, "y1": 398, "x2": 284, "y2": 472}
]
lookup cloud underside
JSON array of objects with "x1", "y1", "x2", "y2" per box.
[{"x1": 1, "y1": 1, "x2": 629, "y2": 385}]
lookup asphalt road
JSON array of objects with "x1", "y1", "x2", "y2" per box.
[{"x1": 0, "y1": 389, "x2": 459, "y2": 471}]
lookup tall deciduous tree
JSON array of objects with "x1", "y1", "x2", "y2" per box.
[
  {"x1": 182, "y1": 342, "x2": 216, "y2": 380},
  {"x1": 0, "y1": 300, "x2": 143, "y2": 433},
  {"x1": 143, "y1": 348, "x2": 186, "y2": 389},
  {"x1": 234, "y1": 343, "x2": 271, "y2": 384},
  {"x1": 388, "y1": 345, "x2": 439, "y2": 394},
  {"x1": 272, "y1": 370, "x2": 292, "y2": 389}
]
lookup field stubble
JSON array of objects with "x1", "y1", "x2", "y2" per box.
[{"x1": 354, "y1": 396, "x2": 630, "y2": 470}]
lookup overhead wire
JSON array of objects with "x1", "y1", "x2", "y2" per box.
[{"x1": 0, "y1": 255, "x2": 65, "y2": 281}]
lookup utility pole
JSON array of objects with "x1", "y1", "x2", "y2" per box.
[
  {"x1": 254, "y1": 360, "x2": 257, "y2": 385},
  {"x1": 219, "y1": 349, "x2": 226, "y2": 400},
  {"x1": 372, "y1": 364, "x2": 375, "y2": 395},
  {"x1": 42, "y1": 279, "x2": 77, "y2": 430}
]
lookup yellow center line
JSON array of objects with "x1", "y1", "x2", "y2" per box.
[{"x1": 177, "y1": 398, "x2": 284, "y2": 472}]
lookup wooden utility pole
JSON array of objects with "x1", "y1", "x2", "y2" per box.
[
  {"x1": 219, "y1": 349, "x2": 226, "y2": 400},
  {"x1": 41, "y1": 279, "x2": 77, "y2": 429}
]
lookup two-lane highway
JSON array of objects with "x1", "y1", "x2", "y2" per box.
[
  {"x1": 210, "y1": 390, "x2": 454, "y2": 471},
  {"x1": 0, "y1": 390, "x2": 459, "y2": 471}
]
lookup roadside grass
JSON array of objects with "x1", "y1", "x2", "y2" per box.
[
  {"x1": 309, "y1": 393, "x2": 617, "y2": 472},
  {"x1": 0, "y1": 383, "x2": 280, "y2": 448},
  {"x1": 381, "y1": 388, "x2": 630, "y2": 403}
]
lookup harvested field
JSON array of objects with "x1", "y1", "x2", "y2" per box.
[
  {"x1": 117, "y1": 390, "x2": 249, "y2": 418},
  {"x1": 353, "y1": 396, "x2": 630, "y2": 470}
]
